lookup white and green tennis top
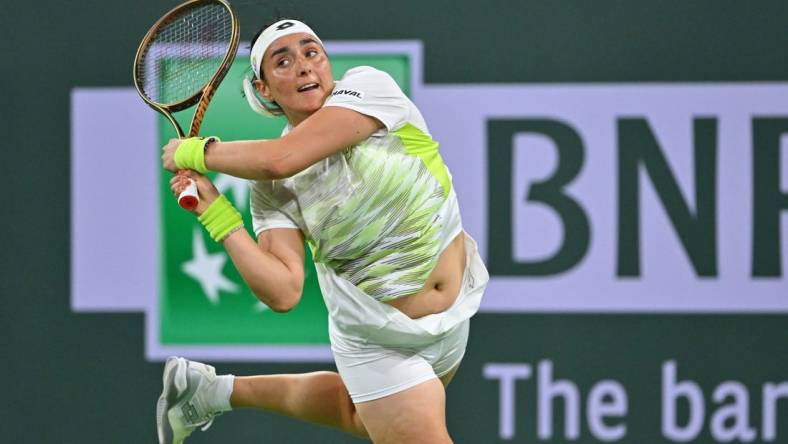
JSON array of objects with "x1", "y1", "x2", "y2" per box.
[{"x1": 250, "y1": 66, "x2": 463, "y2": 302}]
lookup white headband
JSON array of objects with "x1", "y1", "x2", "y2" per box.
[{"x1": 250, "y1": 19, "x2": 323, "y2": 79}]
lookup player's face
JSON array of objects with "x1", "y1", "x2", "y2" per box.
[{"x1": 257, "y1": 33, "x2": 334, "y2": 124}]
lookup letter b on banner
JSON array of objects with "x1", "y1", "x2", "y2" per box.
[{"x1": 487, "y1": 119, "x2": 590, "y2": 276}]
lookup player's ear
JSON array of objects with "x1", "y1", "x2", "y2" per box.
[{"x1": 255, "y1": 79, "x2": 274, "y2": 102}]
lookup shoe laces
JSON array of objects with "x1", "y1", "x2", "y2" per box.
[
  {"x1": 176, "y1": 360, "x2": 224, "y2": 431},
  {"x1": 197, "y1": 413, "x2": 221, "y2": 432}
]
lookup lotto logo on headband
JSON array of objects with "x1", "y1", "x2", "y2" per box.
[{"x1": 250, "y1": 19, "x2": 324, "y2": 79}]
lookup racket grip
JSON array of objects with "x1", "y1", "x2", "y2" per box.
[{"x1": 178, "y1": 179, "x2": 199, "y2": 210}]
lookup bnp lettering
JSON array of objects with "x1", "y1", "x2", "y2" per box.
[{"x1": 487, "y1": 117, "x2": 788, "y2": 278}]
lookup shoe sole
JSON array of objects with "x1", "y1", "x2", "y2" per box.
[{"x1": 156, "y1": 357, "x2": 181, "y2": 444}]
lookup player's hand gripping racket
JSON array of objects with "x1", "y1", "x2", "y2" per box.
[{"x1": 133, "y1": 0, "x2": 239, "y2": 210}]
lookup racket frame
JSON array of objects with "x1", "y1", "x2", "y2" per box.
[{"x1": 132, "y1": 0, "x2": 240, "y2": 138}]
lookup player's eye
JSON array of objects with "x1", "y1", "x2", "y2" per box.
[
  {"x1": 306, "y1": 49, "x2": 318, "y2": 57},
  {"x1": 277, "y1": 58, "x2": 290, "y2": 67}
]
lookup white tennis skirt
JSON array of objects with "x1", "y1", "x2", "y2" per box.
[{"x1": 315, "y1": 233, "x2": 489, "y2": 403}]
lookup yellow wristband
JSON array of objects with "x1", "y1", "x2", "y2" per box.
[
  {"x1": 173, "y1": 137, "x2": 219, "y2": 174},
  {"x1": 197, "y1": 194, "x2": 244, "y2": 242}
]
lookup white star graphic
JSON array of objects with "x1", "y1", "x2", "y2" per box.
[
  {"x1": 214, "y1": 173, "x2": 250, "y2": 209},
  {"x1": 181, "y1": 228, "x2": 239, "y2": 304}
]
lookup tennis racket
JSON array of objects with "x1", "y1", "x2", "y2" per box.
[{"x1": 133, "y1": 0, "x2": 240, "y2": 210}]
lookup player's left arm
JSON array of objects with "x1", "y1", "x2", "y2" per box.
[{"x1": 204, "y1": 106, "x2": 382, "y2": 180}]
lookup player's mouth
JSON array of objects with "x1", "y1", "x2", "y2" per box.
[{"x1": 297, "y1": 83, "x2": 320, "y2": 93}]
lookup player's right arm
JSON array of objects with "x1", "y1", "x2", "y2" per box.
[
  {"x1": 171, "y1": 171, "x2": 305, "y2": 312},
  {"x1": 222, "y1": 227, "x2": 305, "y2": 313}
]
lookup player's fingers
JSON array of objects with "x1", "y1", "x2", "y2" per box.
[
  {"x1": 182, "y1": 170, "x2": 209, "y2": 189},
  {"x1": 171, "y1": 177, "x2": 187, "y2": 196},
  {"x1": 181, "y1": 169, "x2": 199, "y2": 180}
]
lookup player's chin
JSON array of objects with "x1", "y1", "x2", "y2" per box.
[
  {"x1": 293, "y1": 98, "x2": 325, "y2": 115},
  {"x1": 301, "y1": 87, "x2": 330, "y2": 103}
]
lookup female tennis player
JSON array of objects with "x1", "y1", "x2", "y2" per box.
[{"x1": 157, "y1": 19, "x2": 488, "y2": 444}]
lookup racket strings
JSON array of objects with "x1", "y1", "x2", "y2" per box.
[{"x1": 137, "y1": 2, "x2": 233, "y2": 105}]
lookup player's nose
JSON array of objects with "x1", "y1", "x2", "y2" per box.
[{"x1": 295, "y1": 57, "x2": 313, "y2": 76}]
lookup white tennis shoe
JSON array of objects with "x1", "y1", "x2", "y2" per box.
[{"x1": 156, "y1": 356, "x2": 224, "y2": 444}]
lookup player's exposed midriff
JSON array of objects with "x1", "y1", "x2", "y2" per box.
[{"x1": 383, "y1": 231, "x2": 466, "y2": 319}]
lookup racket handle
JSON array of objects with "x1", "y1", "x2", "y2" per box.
[{"x1": 178, "y1": 179, "x2": 199, "y2": 210}]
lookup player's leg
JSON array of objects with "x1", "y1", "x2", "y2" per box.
[
  {"x1": 229, "y1": 358, "x2": 462, "y2": 441},
  {"x1": 354, "y1": 377, "x2": 452, "y2": 444},
  {"x1": 331, "y1": 320, "x2": 468, "y2": 444},
  {"x1": 231, "y1": 371, "x2": 367, "y2": 437},
  {"x1": 157, "y1": 358, "x2": 367, "y2": 444}
]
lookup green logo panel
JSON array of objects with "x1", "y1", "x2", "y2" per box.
[{"x1": 160, "y1": 55, "x2": 409, "y2": 345}]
